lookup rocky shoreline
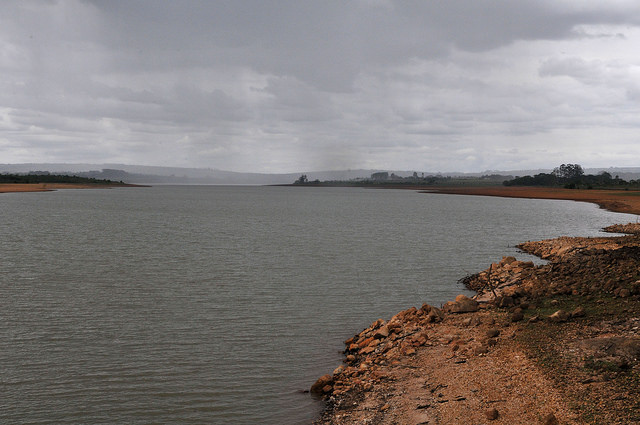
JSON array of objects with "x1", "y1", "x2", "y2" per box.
[{"x1": 312, "y1": 223, "x2": 640, "y2": 424}]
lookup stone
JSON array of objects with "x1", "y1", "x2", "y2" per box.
[
  {"x1": 570, "y1": 306, "x2": 586, "y2": 318},
  {"x1": 371, "y1": 318, "x2": 385, "y2": 329},
  {"x1": 618, "y1": 288, "x2": 631, "y2": 298},
  {"x1": 310, "y1": 374, "x2": 333, "y2": 395},
  {"x1": 496, "y1": 296, "x2": 515, "y2": 308},
  {"x1": 486, "y1": 329, "x2": 500, "y2": 338},
  {"x1": 426, "y1": 307, "x2": 444, "y2": 322},
  {"x1": 511, "y1": 309, "x2": 524, "y2": 322},
  {"x1": 358, "y1": 337, "x2": 374, "y2": 349},
  {"x1": 374, "y1": 325, "x2": 389, "y2": 339},
  {"x1": 443, "y1": 295, "x2": 479, "y2": 314},
  {"x1": 541, "y1": 413, "x2": 559, "y2": 425},
  {"x1": 485, "y1": 408, "x2": 499, "y2": 420},
  {"x1": 549, "y1": 310, "x2": 570, "y2": 323},
  {"x1": 360, "y1": 345, "x2": 376, "y2": 355},
  {"x1": 474, "y1": 345, "x2": 489, "y2": 355}
]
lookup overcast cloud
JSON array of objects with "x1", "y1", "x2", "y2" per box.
[{"x1": 1, "y1": 0, "x2": 640, "y2": 173}]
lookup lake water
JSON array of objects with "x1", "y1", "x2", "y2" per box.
[{"x1": 1, "y1": 186, "x2": 636, "y2": 424}]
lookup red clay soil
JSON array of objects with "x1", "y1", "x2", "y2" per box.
[
  {"x1": 427, "y1": 186, "x2": 640, "y2": 216},
  {"x1": 0, "y1": 183, "x2": 138, "y2": 193}
]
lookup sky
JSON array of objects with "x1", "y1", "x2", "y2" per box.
[{"x1": 1, "y1": 0, "x2": 640, "y2": 173}]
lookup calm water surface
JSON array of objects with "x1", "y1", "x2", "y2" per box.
[{"x1": 1, "y1": 186, "x2": 636, "y2": 424}]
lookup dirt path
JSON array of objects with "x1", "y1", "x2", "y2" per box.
[{"x1": 316, "y1": 310, "x2": 577, "y2": 425}]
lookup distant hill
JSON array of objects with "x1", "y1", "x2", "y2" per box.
[{"x1": 1, "y1": 163, "x2": 639, "y2": 185}]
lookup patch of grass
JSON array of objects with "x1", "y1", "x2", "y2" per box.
[
  {"x1": 516, "y1": 294, "x2": 640, "y2": 424},
  {"x1": 526, "y1": 293, "x2": 637, "y2": 323}
]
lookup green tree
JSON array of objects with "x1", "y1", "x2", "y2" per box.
[
  {"x1": 552, "y1": 164, "x2": 584, "y2": 181},
  {"x1": 294, "y1": 174, "x2": 308, "y2": 184}
]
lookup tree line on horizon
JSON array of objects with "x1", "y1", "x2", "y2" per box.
[
  {"x1": 503, "y1": 164, "x2": 639, "y2": 189},
  {"x1": 292, "y1": 164, "x2": 640, "y2": 189},
  {"x1": 0, "y1": 172, "x2": 124, "y2": 185}
]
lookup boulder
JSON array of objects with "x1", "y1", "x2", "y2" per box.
[
  {"x1": 426, "y1": 307, "x2": 444, "y2": 322},
  {"x1": 373, "y1": 325, "x2": 389, "y2": 339},
  {"x1": 443, "y1": 295, "x2": 479, "y2": 314},
  {"x1": 500, "y1": 256, "x2": 517, "y2": 266},
  {"x1": 310, "y1": 374, "x2": 333, "y2": 395}
]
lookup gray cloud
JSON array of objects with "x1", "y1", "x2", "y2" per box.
[{"x1": 1, "y1": 0, "x2": 640, "y2": 172}]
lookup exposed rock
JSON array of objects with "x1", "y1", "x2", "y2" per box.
[
  {"x1": 486, "y1": 329, "x2": 500, "y2": 338},
  {"x1": 496, "y1": 295, "x2": 515, "y2": 308},
  {"x1": 443, "y1": 295, "x2": 479, "y2": 314},
  {"x1": 485, "y1": 407, "x2": 499, "y2": 420},
  {"x1": 314, "y1": 221, "x2": 640, "y2": 424},
  {"x1": 548, "y1": 310, "x2": 570, "y2": 323},
  {"x1": 618, "y1": 288, "x2": 631, "y2": 298},
  {"x1": 474, "y1": 345, "x2": 489, "y2": 355},
  {"x1": 570, "y1": 306, "x2": 586, "y2": 318},
  {"x1": 374, "y1": 326, "x2": 389, "y2": 339},
  {"x1": 311, "y1": 374, "x2": 333, "y2": 395},
  {"x1": 511, "y1": 308, "x2": 524, "y2": 322}
]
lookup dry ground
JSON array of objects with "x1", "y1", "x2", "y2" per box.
[{"x1": 428, "y1": 186, "x2": 640, "y2": 216}]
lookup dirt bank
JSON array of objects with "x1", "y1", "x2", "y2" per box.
[
  {"x1": 427, "y1": 186, "x2": 640, "y2": 216},
  {"x1": 0, "y1": 183, "x2": 141, "y2": 193},
  {"x1": 313, "y1": 223, "x2": 640, "y2": 424}
]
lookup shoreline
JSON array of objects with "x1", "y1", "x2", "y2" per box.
[
  {"x1": 283, "y1": 183, "x2": 640, "y2": 216},
  {"x1": 426, "y1": 186, "x2": 640, "y2": 216},
  {"x1": 312, "y1": 190, "x2": 640, "y2": 424},
  {"x1": 0, "y1": 182, "x2": 145, "y2": 193}
]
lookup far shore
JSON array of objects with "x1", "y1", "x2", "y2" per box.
[
  {"x1": 0, "y1": 182, "x2": 144, "y2": 194},
  {"x1": 7, "y1": 182, "x2": 640, "y2": 218},
  {"x1": 282, "y1": 182, "x2": 640, "y2": 216},
  {"x1": 426, "y1": 186, "x2": 640, "y2": 216}
]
